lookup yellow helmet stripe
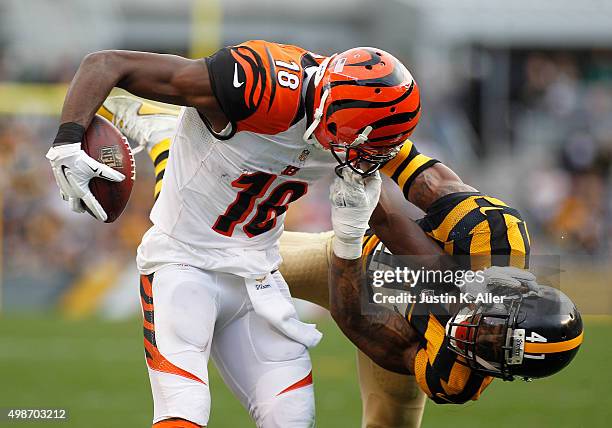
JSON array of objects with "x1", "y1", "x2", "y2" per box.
[{"x1": 524, "y1": 331, "x2": 584, "y2": 354}]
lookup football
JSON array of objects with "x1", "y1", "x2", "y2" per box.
[{"x1": 81, "y1": 114, "x2": 135, "y2": 223}]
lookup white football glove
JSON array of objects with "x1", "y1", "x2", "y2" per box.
[
  {"x1": 46, "y1": 143, "x2": 125, "y2": 221},
  {"x1": 330, "y1": 169, "x2": 382, "y2": 259}
]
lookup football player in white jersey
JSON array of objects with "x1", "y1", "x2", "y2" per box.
[
  {"x1": 99, "y1": 92, "x2": 533, "y2": 428},
  {"x1": 46, "y1": 41, "x2": 421, "y2": 428}
]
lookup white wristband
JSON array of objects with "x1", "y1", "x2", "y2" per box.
[{"x1": 332, "y1": 236, "x2": 363, "y2": 260}]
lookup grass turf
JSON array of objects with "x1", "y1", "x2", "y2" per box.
[{"x1": 0, "y1": 316, "x2": 608, "y2": 427}]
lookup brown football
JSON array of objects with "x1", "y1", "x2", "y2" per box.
[{"x1": 81, "y1": 114, "x2": 135, "y2": 223}]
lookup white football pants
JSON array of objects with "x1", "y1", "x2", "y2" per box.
[{"x1": 139, "y1": 264, "x2": 315, "y2": 427}]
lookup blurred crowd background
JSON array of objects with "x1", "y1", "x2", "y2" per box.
[{"x1": 0, "y1": 0, "x2": 611, "y2": 315}]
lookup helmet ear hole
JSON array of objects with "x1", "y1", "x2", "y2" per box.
[
  {"x1": 327, "y1": 122, "x2": 337, "y2": 136},
  {"x1": 365, "y1": 65, "x2": 373, "y2": 70}
]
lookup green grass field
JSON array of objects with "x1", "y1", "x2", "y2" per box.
[{"x1": 0, "y1": 316, "x2": 609, "y2": 427}]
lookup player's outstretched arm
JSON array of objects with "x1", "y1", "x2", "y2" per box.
[
  {"x1": 328, "y1": 169, "x2": 418, "y2": 375},
  {"x1": 60, "y1": 50, "x2": 224, "y2": 129},
  {"x1": 380, "y1": 140, "x2": 476, "y2": 211},
  {"x1": 407, "y1": 162, "x2": 476, "y2": 211},
  {"x1": 369, "y1": 181, "x2": 446, "y2": 256},
  {"x1": 329, "y1": 254, "x2": 418, "y2": 375}
]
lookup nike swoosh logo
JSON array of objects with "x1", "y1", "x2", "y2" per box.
[
  {"x1": 233, "y1": 63, "x2": 244, "y2": 88},
  {"x1": 89, "y1": 164, "x2": 115, "y2": 180},
  {"x1": 90, "y1": 164, "x2": 114, "y2": 180},
  {"x1": 479, "y1": 206, "x2": 503, "y2": 215}
]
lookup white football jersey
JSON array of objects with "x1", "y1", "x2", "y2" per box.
[{"x1": 137, "y1": 40, "x2": 334, "y2": 277}]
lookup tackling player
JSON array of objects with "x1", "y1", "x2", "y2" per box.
[
  {"x1": 46, "y1": 40, "x2": 421, "y2": 428},
  {"x1": 328, "y1": 168, "x2": 582, "y2": 417}
]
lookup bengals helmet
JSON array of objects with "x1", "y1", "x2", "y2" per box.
[
  {"x1": 446, "y1": 283, "x2": 584, "y2": 381},
  {"x1": 303, "y1": 47, "x2": 421, "y2": 177}
]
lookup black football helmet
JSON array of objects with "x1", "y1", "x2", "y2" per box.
[{"x1": 446, "y1": 284, "x2": 583, "y2": 381}]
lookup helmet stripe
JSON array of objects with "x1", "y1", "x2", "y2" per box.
[
  {"x1": 524, "y1": 331, "x2": 583, "y2": 354},
  {"x1": 329, "y1": 67, "x2": 409, "y2": 88},
  {"x1": 357, "y1": 105, "x2": 421, "y2": 134},
  {"x1": 368, "y1": 124, "x2": 417, "y2": 143},
  {"x1": 326, "y1": 81, "x2": 415, "y2": 119},
  {"x1": 345, "y1": 51, "x2": 382, "y2": 67}
]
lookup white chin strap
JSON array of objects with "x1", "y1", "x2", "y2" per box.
[
  {"x1": 350, "y1": 126, "x2": 373, "y2": 147},
  {"x1": 302, "y1": 54, "x2": 335, "y2": 143},
  {"x1": 302, "y1": 55, "x2": 375, "y2": 153},
  {"x1": 303, "y1": 98, "x2": 375, "y2": 154},
  {"x1": 303, "y1": 88, "x2": 329, "y2": 143}
]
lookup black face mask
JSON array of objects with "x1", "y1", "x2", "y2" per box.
[
  {"x1": 446, "y1": 296, "x2": 524, "y2": 381},
  {"x1": 330, "y1": 144, "x2": 397, "y2": 178}
]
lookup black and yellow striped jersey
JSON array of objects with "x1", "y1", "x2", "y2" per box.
[
  {"x1": 362, "y1": 234, "x2": 494, "y2": 404},
  {"x1": 360, "y1": 188, "x2": 530, "y2": 403},
  {"x1": 380, "y1": 139, "x2": 439, "y2": 199},
  {"x1": 407, "y1": 292, "x2": 494, "y2": 404},
  {"x1": 416, "y1": 192, "x2": 530, "y2": 269},
  {"x1": 379, "y1": 139, "x2": 530, "y2": 269}
]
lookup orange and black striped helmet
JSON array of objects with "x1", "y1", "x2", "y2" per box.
[{"x1": 303, "y1": 47, "x2": 421, "y2": 177}]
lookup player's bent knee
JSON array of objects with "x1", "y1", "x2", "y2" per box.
[
  {"x1": 247, "y1": 364, "x2": 315, "y2": 428},
  {"x1": 255, "y1": 384, "x2": 315, "y2": 428},
  {"x1": 147, "y1": 267, "x2": 215, "y2": 428},
  {"x1": 149, "y1": 370, "x2": 211, "y2": 427}
]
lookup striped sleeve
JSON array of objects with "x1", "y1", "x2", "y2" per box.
[
  {"x1": 410, "y1": 311, "x2": 494, "y2": 404},
  {"x1": 148, "y1": 137, "x2": 172, "y2": 200},
  {"x1": 205, "y1": 40, "x2": 311, "y2": 137},
  {"x1": 380, "y1": 139, "x2": 439, "y2": 200}
]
